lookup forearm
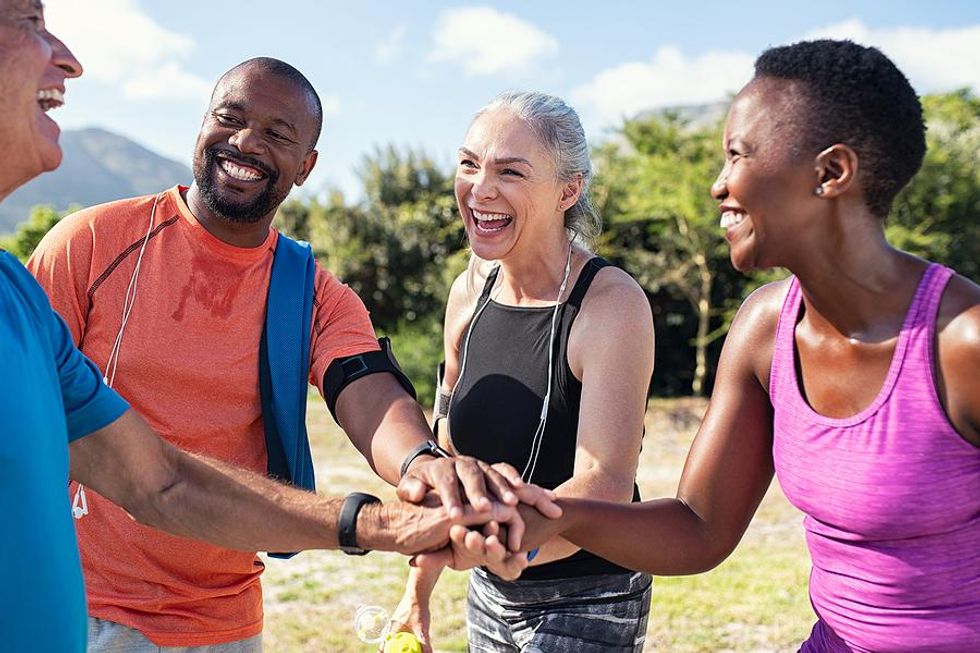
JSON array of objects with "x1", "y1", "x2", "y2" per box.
[
  {"x1": 557, "y1": 497, "x2": 737, "y2": 575},
  {"x1": 130, "y1": 450, "x2": 345, "y2": 552},
  {"x1": 529, "y1": 468, "x2": 635, "y2": 565}
]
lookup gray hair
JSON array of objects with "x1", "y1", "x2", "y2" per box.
[{"x1": 475, "y1": 91, "x2": 602, "y2": 244}]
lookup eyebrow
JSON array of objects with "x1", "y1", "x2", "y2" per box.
[{"x1": 458, "y1": 147, "x2": 533, "y2": 168}]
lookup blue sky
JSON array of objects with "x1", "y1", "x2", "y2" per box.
[{"x1": 45, "y1": 1, "x2": 980, "y2": 201}]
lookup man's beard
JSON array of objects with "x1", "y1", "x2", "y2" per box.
[{"x1": 194, "y1": 148, "x2": 287, "y2": 223}]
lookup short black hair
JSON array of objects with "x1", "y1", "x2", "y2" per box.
[
  {"x1": 220, "y1": 57, "x2": 323, "y2": 150},
  {"x1": 754, "y1": 39, "x2": 925, "y2": 217}
]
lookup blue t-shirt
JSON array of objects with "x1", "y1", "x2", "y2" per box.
[{"x1": 0, "y1": 252, "x2": 128, "y2": 652}]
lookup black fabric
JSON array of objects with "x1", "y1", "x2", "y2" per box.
[{"x1": 449, "y1": 257, "x2": 640, "y2": 581}]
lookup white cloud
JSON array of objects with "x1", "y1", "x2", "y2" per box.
[
  {"x1": 571, "y1": 46, "x2": 754, "y2": 126},
  {"x1": 375, "y1": 25, "x2": 407, "y2": 65},
  {"x1": 801, "y1": 19, "x2": 980, "y2": 94},
  {"x1": 429, "y1": 6, "x2": 558, "y2": 76},
  {"x1": 44, "y1": 0, "x2": 210, "y2": 101}
]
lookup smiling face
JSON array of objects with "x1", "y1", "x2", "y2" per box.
[
  {"x1": 710, "y1": 77, "x2": 822, "y2": 272},
  {"x1": 191, "y1": 63, "x2": 318, "y2": 225},
  {"x1": 0, "y1": 0, "x2": 82, "y2": 196},
  {"x1": 455, "y1": 108, "x2": 571, "y2": 262}
]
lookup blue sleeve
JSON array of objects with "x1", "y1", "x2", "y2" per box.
[
  {"x1": 2, "y1": 253, "x2": 129, "y2": 441},
  {"x1": 49, "y1": 308, "x2": 129, "y2": 441}
]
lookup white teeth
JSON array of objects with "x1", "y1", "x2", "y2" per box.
[
  {"x1": 471, "y1": 208, "x2": 513, "y2": 234},
  {"x1": 220, "y1": 159, "x2": 264, "y2": 182},
  {"x1": 720, "y1": 211, "x2": 746, "y2": 229},
  {"x1": 37, "y1": 89, "x2": 65, "y2": 112},
  {"x1": 472, "y1": 209, "x2": 512, "y2": 222}
]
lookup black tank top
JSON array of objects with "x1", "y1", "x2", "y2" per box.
[{"x1": 449, "y1": 257, "x2": 639, "y2": 580}]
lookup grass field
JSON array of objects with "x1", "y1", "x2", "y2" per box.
[{"x1": 260, "y1": 397, "x2": 815, "y2": 652}]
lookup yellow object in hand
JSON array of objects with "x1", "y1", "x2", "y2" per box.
[{"x1": 383, "y1": 631, "x2": 422, "y2": 653}]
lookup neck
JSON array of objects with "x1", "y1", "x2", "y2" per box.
[
  {"x1": 790, "y1": 223, "x2": 925, "y2": 339},
  {"x1": 496, "y1": 234, "x2": 575, "y2": 305},
  {"x1": 184, "y1": 184, "x2": 274, "y2": 248}
]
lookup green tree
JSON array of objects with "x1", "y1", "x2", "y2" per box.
[
  {"x1": 595, "y1": 113, "x2": 735, "y2": 396},
  {"x1": 0, "y1": 205, "x2": 76, "y2": 261},
  {"x1": 890, "y1": 89, "x2": 980, "y2": 280}
]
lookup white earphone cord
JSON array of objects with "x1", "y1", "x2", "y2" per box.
[
  {"x1": 447, "y1": 238, "x2": 575, "y2": 484},
  {"x1": 74, "y1": 193, "x2": 160, "y2": 521}
]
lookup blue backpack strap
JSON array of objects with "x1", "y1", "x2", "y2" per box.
[{"x1": 260, "y1": 234, "x2": 316, "y2": 559}]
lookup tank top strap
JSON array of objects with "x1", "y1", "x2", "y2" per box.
[
  {"x1": 474, "y1": 266, "x2": 501, "y2": 307},
  {"x1": 901, "y1": 262, "x2": 954, "y2": 370},
  {"x1": 768, "y1": 277, "x2": 802, "y2": 404},
  {"x1": 566, "y1": 257, "x2": 612, "y2": 308}
]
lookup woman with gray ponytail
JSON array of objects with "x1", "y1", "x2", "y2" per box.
[{"x1": 390, "y1": 91, "x2": 655, "y2": 652}]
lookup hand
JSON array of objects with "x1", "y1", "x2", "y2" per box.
[
  {"x1": 362, "y1": 496, "x2": 521, "y2": 556},
  {"x1": 411, "y1": 522, "x2": 529, "y2": 580},
  {"x1": 517, "y1": 502, "x2": 568, "y2": 554},
  {"x1": 397, "y1": 458, "x2": 562, "y2": 527},
  {"x1": 385, "y1": 591, "x2": 432, "y2": 653}
]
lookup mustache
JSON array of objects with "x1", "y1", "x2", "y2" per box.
[{"x1": 206, "y1": 147, "x2": 276, "y2": 180}]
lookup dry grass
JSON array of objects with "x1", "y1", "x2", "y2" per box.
[{"x1": 260, "y1": 398, "x2": 814, "y2": 652}]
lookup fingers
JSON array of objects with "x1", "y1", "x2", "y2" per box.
[
  {"x1": 450, "y1": 457, "x2": 493, "y2": 513},
  {"x1": 513, "y1": 483, "x2": 563, "y2": 518},
  {"x1": 396, "y1": 475, "x2": 428, "y2": 504}
]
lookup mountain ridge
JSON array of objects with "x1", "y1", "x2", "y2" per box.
[{"x1": 0, "y1": 128, "x2": 191, "y2": 233}]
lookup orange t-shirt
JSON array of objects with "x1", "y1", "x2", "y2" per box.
[{"x1": 28, "y1": 186, "x2": 380, "y2": 646}]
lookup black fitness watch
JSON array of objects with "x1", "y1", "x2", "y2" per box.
[
  {"x1": 399, "y1": 439, "x2": 453, "y2": 478},
  {"x1": 338, "y1": 492, "x2": 381, "y2": 556}
]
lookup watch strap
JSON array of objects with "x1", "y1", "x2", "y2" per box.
[{"x1": 338, "y1": 492, "x2": 380, "y2": 555}]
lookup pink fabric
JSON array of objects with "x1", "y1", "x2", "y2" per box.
[{"x1": 770, "y1": 264, "x2": 980, "y2": 653}]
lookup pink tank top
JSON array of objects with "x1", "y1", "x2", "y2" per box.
[{"x1": 770, "y1": 264, "x2": 980, "y2": 652}]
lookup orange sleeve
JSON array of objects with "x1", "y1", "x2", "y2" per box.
[
  {"x1": 26, "y1": 210, "x2": 99, "y2": 345},
  {"x1": 309, "y1": 265, "x2": 380, "y2": 395}
]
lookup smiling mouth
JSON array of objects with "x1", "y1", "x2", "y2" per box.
[
  {"x1": 720, "y1": 210, "x2": 746, "y2": 230},
  {"x1": 37, "y1": 89, "x2": 65, "y2": 112},
  {"x1": 472, "y1": 208, "x2": 513, "y2": 233},
  {"x1": 217, "y1": 156, "x2": 267, "y2": 182}
]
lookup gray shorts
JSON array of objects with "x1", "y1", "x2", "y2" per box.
[
  {"x1": 87, "y1": 617, "x2": 262, "y2": 653},
  {"x1": 466, "y1": 567, "x2": 652, "y2": 652}
]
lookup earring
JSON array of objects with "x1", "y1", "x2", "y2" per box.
[{"x1": 815, "y1": 186, "x2": 824, "y2": 196}]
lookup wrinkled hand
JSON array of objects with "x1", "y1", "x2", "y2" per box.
[
  {"x1": 398, "y1": 458, "x2": 561, "y2": 542},
  {"x1": 369, "y1": 495, "x2": 521, "y2": 556}
]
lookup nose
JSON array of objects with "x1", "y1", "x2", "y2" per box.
[
  {"x1": 710, "y1": 164, "x2": 729, "y2": 201},
  {"x1": 47, "y1": 31, "x2": 83, "y2": 79},
  {"x1": 229, "y1": 127, "x2": 264, "y2": 154},
  {"x1": 470, "y1": 168, "x2": 497, "y2": 202}
]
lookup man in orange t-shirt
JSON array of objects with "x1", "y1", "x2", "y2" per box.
[{"x1": 29, "y1": 57, "x2": 542, "y2": 652}]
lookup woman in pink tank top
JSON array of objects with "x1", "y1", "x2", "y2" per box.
[{"x1": 519, "y1": 40, "x2": 980, "y2": 651}]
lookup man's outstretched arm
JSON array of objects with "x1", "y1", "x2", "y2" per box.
[{"x1": 69, "y1": 409, "x2": 518, "y2": 555}]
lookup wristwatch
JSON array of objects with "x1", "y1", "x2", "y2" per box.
[
  {"x1": 399, "y1": 439, "x2": 452, "y2": 478},
  {"x1": 338, "y1": 492, "x2": 381, "y2": 555}
]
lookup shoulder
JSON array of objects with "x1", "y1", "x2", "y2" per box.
[
  {"x1": 578, "y1": 262, "x2": 650, "y2": 324},
  {"x1": 937, "y1": 272, "x2": 980, "y2": 343},
  {"x1": 34, "y1": 193, "x2": 164, "y2": 259},
  {"x1": 720, "y1": 278, "x2": 791, "y2": 385},
  {"x1": 1, "y1": 251, "x2": 49, "y2": 312},
  {"x1": 312, "y1": 260, "x2": 369, "y2": 314},
  {"x1": 936, "y1": 272, "x2": 980, "y2": 372}
]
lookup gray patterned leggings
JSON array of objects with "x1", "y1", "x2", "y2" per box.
[{"x1": 466, "y1": 568, "x2": 652, "y2": 652}]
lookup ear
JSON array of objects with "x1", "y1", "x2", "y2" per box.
[
  {"x1": 558, "y1": 173, "x2": 585, "y2": 212},
  {"x1": 293, "y1": 149, "x2": 319, "y2": 187},
  {"x1": 814, "y1": 143, "x2": 858, "y2": 199}
]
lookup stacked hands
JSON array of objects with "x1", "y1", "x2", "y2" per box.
[{"x1": 378, "y1": 455, "x2": 564, "y2": 578}]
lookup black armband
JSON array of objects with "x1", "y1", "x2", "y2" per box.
[{"x1": 323, "y1": 336, "x2": 417, "y2": 421}]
